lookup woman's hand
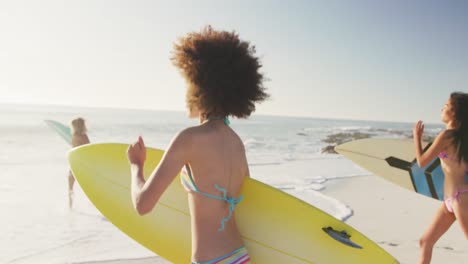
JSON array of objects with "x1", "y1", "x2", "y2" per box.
[
  {"x1": 127, "y1": 136, "x2": 147, "y2": 167},
  {"x1": 413, "y1": 120, "x2": 424, "y2": 142}
]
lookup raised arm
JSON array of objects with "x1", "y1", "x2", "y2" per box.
[
  {"x1": 128, "y1": 130, "x2": 191, "y2": 215},
  {"x1": 413, "y1": 121, "x2": 450, "y2": 167}
]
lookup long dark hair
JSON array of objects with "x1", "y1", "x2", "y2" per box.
[{"x1": 449, "y1": 92, "x2": 468, "y2": 163}]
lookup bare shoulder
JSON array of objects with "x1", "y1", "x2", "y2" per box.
[
  {"x1": 180, "y1": 124, "x2": 215, "y2": 142},
  {"x1": 232, "y1": 131, "x2": 246, "y2": 152},
  {"x1": 429, "y1": 130, "x2": 453, "y2": 153},
  {"x1": 166, "y1": 127, "x2": 197, "y2": 153},
  {"x1": 171, "y1": 127, "x2": 195, "y2": 145},
  {"x1": 433, "y1": 129, "x2": 453, "y2": 149},
  {"x1": 441, "y1": 129, "x2": 456, "y2": 138}
]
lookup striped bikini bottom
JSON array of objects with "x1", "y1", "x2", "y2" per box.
[{"x1": 192, "y1": 246, "x2": 250, "y2": 264}]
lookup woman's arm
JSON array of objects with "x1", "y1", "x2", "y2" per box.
[
  {"x1": 413, "y1": 121, "x2": 449, "y2": 167},
  {"x1": 128, "y1": 130, "x2": 191, "y2": 215}
]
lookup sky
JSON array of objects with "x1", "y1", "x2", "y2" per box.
[{"x1": 0, "y1": 0, "x2": 467, "y2": 123}]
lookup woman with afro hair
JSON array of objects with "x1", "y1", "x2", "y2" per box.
[{"x1": 127, "y1": 26, "x2": 268, "y2": 264}]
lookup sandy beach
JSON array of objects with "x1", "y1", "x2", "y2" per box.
[
  {"x1": 77, "y1": 159, "x2": 468, "y2": 264},
  {"x1": 324, "y1": 175, "x2": 468, "y2": 264}
]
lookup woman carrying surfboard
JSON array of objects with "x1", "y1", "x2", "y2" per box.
[
  {"x1": 127, "y1": 26, "x2": 268, "y2": 264},
  {"x1": 69, "y1": 117, "x2": 90, "y2": 208},
  {"x1": 414, "y1": 92, "x2": 468, "y2": 264}
]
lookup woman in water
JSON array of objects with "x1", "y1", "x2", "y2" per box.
[
  {"x1": 414, "y1": 92, "x2": 468, "y2": 264},
  {"x1": 127, "y1": 26, "x2": 268, "y2": 263}
]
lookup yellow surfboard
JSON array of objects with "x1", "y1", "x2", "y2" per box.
[{"x1": 68, "y1": 143, "x2": 399, "y2": 263}]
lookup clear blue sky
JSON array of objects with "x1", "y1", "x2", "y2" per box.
[{"x1": 1, "y1": 0, "x2": 467, "y2": 123}]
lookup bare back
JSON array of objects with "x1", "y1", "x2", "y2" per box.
[
  {"x1": 71, "y1": 134, "x2": 90, "y2": 147},
  {"x1": 183, "y1": 120, "x2": 249, "y2": 261}
]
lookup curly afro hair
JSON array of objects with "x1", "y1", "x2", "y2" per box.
[{"x1": 172, "y1": 26, "x2": 269, "y2": 118}]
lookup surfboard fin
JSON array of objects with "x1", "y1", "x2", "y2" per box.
[
  {"x1": 322, "y1": 227, "x2": 363, "y2": 249},
  {"x1": 385, "y1": 156, "x2": 412, "y2": 170}
]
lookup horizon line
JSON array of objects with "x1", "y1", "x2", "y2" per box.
[{"x1": 0, "y1": 101, "x2": 443, "y2": 126}]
